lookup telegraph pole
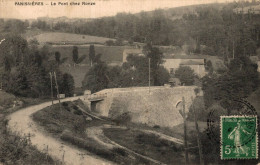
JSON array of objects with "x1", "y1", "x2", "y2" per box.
[
  {"x1": 182, "y1": 97, "x2": 189, "y2": 164},
  {"x1": 149, "y1": 58, "x2": 151, "y2": 94},
  {"x1": 191, "y1": 96, "x2": 203, "y2": 165},
  {"x1": 53, "y1": 72, "x2": 61, "y2": 111},
  {"x1": 49, "y1": 72, "x2": 54, "y2": 105}
]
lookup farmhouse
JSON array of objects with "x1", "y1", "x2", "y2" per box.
[{"x1": 163, "y1": 55, "x2": 207, "y2": 78}]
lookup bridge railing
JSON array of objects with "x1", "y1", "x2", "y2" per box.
[{"x1": 87, "y1": 93, "x2": 107, "y2": 101}]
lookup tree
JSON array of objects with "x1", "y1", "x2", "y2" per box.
[
  {"x1": 72, "y1": 46, "x2": 78, "y2": 65},
  {"x1": 89, "y1": 45, "x2": 95, "y2": 66},
  {"x1": 60, "y1": 73, "x2": 75, "y2": 97},
  {"x1": 0, "y1": 34, "x2": 28, "y2": 67},
  {"x1": 82, "y1": 62, "x2": 109, "y2": 92},
  {"x1": 175, "y1": 66, "x2": 196, "y2": 86},
  {"x1": 55, "y1": 51, "x2": 61, "y2": 64},
  {"x1": 143, "y1": 43, "x2": 164, "y2": 85},
  {"x1": 202, "y1": 56, "x2": 259, "y2": 110},
  {"x1": 155, "y1": 66, "x2": 170, "y2": 86}
]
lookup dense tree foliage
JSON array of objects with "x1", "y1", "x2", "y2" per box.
[
  {"x1": 89, "y1": 45, "x2": 95, "y2": 66},
  {"x1": 0, "y1": 34, "x2": 75, "y2": 98},
  {"x1": 82, "y1": 60, "x2": 109, "y2": 92},
  {"x1": 143, "y1": 43, "x2": 164, "y2": 85},
  {"x1": 82, "y1": 45, "x2": 169, "y2": 92},
  {"x1": 31, "y1": 2, "x2": 260, "y2": 59},
  {"x1": 175, "y1": 66, "x2": 196, "y2": 85},
  {"x1": 202, "y1": 56, "x2": 259, "y2": 111},
  {"x1": 55, "y1": 51, "x2": 61, "y2": 64},
  {"x1": 199, "y1": 55, "x2": 259, "y2": 165},
  {"x1": 72, "y1": 46, "x2": 78, "y2": 64},
  {"x1": 0, "y1": 19, "x2": 28, "y2": 34}
]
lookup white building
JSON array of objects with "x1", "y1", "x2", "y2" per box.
[{"x1": 163, "y1": 55, "x2": 207, "y2": 78}]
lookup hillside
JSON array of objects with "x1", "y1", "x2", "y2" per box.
[
  {"x1": 26, "y1": 32, "x2": 115, "y2": 45},
  {"x1": 233, "y1": 3, "x2": 260, "y2": 14}
]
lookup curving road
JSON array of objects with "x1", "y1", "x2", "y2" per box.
[{"x1": 7, "y1": 96, "x2": 113, "y2": 165}]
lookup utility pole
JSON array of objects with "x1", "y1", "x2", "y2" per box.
[
  {"x1": 53, "y1": 72, "x2": 61, "y2": 111},
  {"x1": 49, "y1": 72, "x2": 54, "y2": 105},
  {"x1": 182, "y1": 97, "x2": 189, "y2": 164},
  {"x1": 191, "y1": 96, "x2": 203, "y2": 165},
  {"x1": 149, "y1": 58, "x2": 151, "y2": 94},
  {"x1": 232, "y1": 40, "x2": 235, "y2": 59}
]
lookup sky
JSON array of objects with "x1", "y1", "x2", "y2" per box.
[{"x1": 0, "y1": 0, "x2": 235, "y2": 19}]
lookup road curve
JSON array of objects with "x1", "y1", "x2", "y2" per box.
[{"x1": 7, "y1": 96, "x2": 113, "y2": 165}]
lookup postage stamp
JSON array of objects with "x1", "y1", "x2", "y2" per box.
[{"x1": 220, "y1": 116, "x2": 258, "y2": 159}]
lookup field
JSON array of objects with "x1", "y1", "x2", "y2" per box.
[
  {"x1": 54, "y1": 45, "x2": 126, "y2": 87},
  {"x1": 22, "y1": 30, "x2": 130, "y2": 88},
  {"x1": 52, "y1": 45, "x2": 125, "y2": 64},
  {"x1": 26, "y1": 32, "x2": 115, "y2": 45}
]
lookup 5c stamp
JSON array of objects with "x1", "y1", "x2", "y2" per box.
[{"x1": 221, "y1": 116, "x2": 258, "y2": 159}]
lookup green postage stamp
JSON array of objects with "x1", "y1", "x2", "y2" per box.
[{"x1": 221, "y1": 116, "x2": 258, "y2": 159}]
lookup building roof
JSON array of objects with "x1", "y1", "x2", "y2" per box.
[
  {"x1": 180, "y1": 60, "x2": 204, "y2": 65},
  {"x1": 164, "y1": 54, "x2": 209, "y2": 59}
]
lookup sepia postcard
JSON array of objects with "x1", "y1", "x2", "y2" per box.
[{"x1": 0, "y1": 0, "x2": 259, "y2": 164}]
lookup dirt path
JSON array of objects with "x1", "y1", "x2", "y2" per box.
[{"x1": 7, "y1": 96, "x2": 113, "y2": 165}]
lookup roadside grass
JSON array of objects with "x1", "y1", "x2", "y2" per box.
[
  {"x1": 103, "y1": 128, "x2": 184, "y2": 165},
  {"x1": 122, "y1": 120, "x2": 207, "y2": 140},
  {"x1": 0, "y1": 91, "x2": 60, "y2": 164},
  {"x1": 0, "y1": 118, "x2": 61, "y2": 165}
]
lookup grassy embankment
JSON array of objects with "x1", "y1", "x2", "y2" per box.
[
  {"x1": 32, "y1": 98, "x2": 207, "y2": 164},
  {"x1": 0, "y1": 90, "x2": 61, "y2": 165},
  {"x1": 33, "y1": 100, "x2": 152, "y2": 164}
]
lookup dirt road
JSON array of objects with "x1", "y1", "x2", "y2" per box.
[{"x1": 7, "y1": 96, "x2": 113, "y2": 165}]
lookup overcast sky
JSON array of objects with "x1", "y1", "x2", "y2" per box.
[{"x1": 0, "y1": 0, "x2": 235, "y2": 19}]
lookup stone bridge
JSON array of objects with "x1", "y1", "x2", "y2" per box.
[{"x1": 83, "y1": 86, "x2": 202, "y2": 128}]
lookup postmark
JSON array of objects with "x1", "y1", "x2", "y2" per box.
[
  {"x1": 220, "y1": 116, "x2": 258, "y2": 159},
  {"x1": 206, "y1": 99, "x2": 259, "y2": 159}
]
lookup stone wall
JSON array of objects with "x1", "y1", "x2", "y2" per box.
[{"x1": 83, "y1": 86, "x2": 199, "y2": 128}]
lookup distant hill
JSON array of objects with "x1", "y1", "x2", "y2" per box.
[
  {"x1": 136, "y1": 3, "x2": 226, "y2": 20},
  {"x1": 234, "y1": 4, "x2": 260, "y2": 14},
  {"x1": 26, "y1": 32, "x2": 115, "y2": 45}
]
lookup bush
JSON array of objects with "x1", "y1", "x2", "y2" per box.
[
  {"x1": 73, "y1": 109, "x2": 83, "y2": 115},
  {"x1": 62, "y1": 102, "x2": 68, "y2": 107},
  {"x1": 112, "y1": 112, "x2": 131, "y2": 125},
  {"x1": 0, "y1": 119, "x2": 60, "y2": 164},
  {"x1": 175, "y1": 66, "x2": 196, "y2": 86},
  {"x1": 105, "y1": 40, "x2": 114, "y2": 46}
]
